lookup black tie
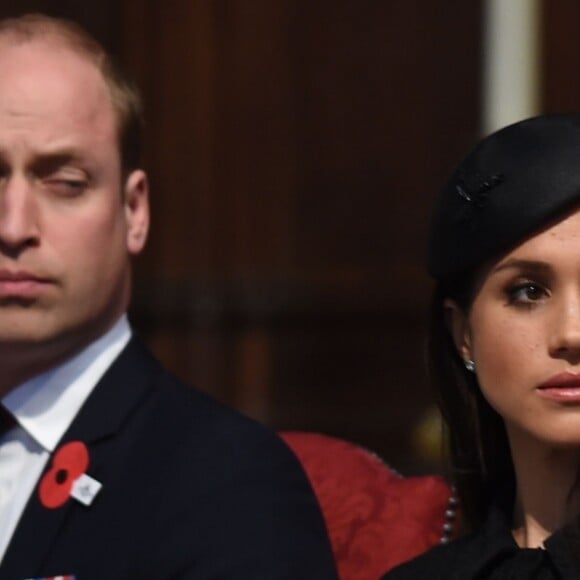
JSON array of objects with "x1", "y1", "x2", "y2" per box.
[{"x1": 0, "y1": 406, "x2": 16, "y2": 437}]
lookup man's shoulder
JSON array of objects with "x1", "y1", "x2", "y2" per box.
[
  {"x1": 110, "y1": 336, "x2": 301, "y2": 477},
  {"x1": 153, "y1": 367, "x2": 294, "y2": 466},
  {"x1": 134, "y1": 338, "x2": 278, "y2": 430},
  {"x1": 97, "y1": 337, "x2": 339, "y2": 579}
]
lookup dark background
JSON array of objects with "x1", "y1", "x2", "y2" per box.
[{"x1": 0, "y1": 0, "x2": 576, "y2": 473}]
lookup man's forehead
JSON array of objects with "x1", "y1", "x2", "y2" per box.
[
  {"x1": 0, "y1": 38, "x2": 114, "y2": 122},
  {"x1": 0, "y1": 36, "x2": 97, "y2": 75}
]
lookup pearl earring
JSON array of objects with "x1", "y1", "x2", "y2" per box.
[{"x1": 464, "y1": 359, "x2": 476, "y2": 373}]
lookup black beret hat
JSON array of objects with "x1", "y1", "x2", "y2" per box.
[{"x1": 428, "y1": 114, "x2": 580, "y2": 280}]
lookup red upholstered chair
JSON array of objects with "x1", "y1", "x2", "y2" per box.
[{"x1": 280, "y1": 431, "x2": 455, "y2": 580}]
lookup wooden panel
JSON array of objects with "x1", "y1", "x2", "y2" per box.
[
  {"x1": 293, "y1": 1, "x2": 482, "y2": 280},
  {"x1": 121, "y1": 1, "x2": 220, "y2": 277},
  {"x1": 121, "y1": 1, "x2": 483, "y2": 469},
  {"x1": 542, "y1": 0, "x2": 580, "y2": 111},
  {"x1": 121, "y1": 1, "x2": 299, "y2": 278}
]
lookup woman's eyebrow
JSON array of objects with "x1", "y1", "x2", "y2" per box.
[{"x1": 492, "y1": 258, "x2": 552, "y2": 275}]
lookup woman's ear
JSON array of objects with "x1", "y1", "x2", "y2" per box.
[{"x1": 444, "y1": 299, "x2": 473, "y2": 363}]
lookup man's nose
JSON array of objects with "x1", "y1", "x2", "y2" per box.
[
  {"x1": 0, "y1": 177, "x2": 40, "y2": 255},
  {"x1": 548, "y1": 295, "x2": 580, "y2": 361}
]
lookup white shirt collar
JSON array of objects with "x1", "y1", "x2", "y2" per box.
[{"x1": 2, "y1": 315, "x2": 132, "y2": 452}]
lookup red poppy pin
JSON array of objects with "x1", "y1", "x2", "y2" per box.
[{"x1": 39, "y1": 441, "x2": 94, "y2": 509}]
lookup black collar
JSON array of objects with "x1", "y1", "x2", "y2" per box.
[{"x1": 454, "y1": 503, "x2": 580, "y2": 579}]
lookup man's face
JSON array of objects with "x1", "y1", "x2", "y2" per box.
[{"x1": 0, "y1": 39, "x2": 148, "y2": 370}]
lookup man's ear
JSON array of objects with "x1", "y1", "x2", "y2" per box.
[
  {"x1": 444, "y1": 299, "x2": 472, "y2": 363},
  {"x1": 123, "y1": 169, "x2": 150, "y2": 255}
]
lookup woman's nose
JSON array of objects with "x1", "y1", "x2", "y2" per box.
[{"x1": 548, "y1": 296, "x2": 580, "y2": 360}]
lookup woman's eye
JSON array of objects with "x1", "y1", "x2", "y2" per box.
[{"x1": 507, "y1": 282, "x2": 547, "y2": 305}]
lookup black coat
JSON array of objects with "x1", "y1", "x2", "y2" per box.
[
  {"x1": 0, "y1": 338, "x2": 338, "y2": 579},
  {"x1": 382, "y1": 503, "x2": 580, "y2": 580}
]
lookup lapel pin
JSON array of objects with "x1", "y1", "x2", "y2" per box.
[
  {"x1": 71, "y1": 473, "x2": 102, "y2": 506},
  {"x1": 38, "y1": 441, "x2": 101, "y2": 509}
]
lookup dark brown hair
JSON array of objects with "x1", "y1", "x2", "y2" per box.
[
  {"x1": 428, "y1": 273, "x2": 515, "y2": 531},
  {"x1": 0, "y1": 13, "x2": 144, "y2": 173}
]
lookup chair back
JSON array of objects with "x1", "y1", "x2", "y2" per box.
[{"x1": 280, "y1": 431, "x2": 454, "y2": 580}]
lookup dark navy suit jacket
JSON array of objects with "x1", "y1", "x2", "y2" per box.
[{"x1": 0, "y1": 338, "x2": 338, "y2": 579}]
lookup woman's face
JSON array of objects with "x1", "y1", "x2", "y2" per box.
[{"x1": 448, "y1": 206, "x2": 580, "y2": 448}]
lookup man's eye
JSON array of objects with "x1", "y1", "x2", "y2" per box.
[
  {"x1": 507, "y1": 282, "x2": 547, "y2": 305},
  {"x1": 44, "y1": 179, "x2": 88, "y2": 196}
]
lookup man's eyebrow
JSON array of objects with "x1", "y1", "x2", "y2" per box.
[
  {"x1": 30, "y1": 151, "x2": 86, "y2": 169},
  {"x1": 0, "y1": 149, "x2": 88, "y2": 171},
  {"x1": 492, "y1": 258, "x2": 552, "y2": 275}
]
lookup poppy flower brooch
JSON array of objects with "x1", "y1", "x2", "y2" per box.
[{"x1": 38, "y1": 441, "x2": 102, "y2": 509}]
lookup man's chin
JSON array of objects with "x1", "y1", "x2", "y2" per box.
[{"x1": 0, "y1": 316, "x2": 62, "y2": 347}]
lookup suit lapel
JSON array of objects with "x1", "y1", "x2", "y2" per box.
[{"x1": 0, "y1": 337, "x2": 159, "y2": 577}]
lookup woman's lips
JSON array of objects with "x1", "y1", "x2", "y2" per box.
[{"x1": 537, "y1": 373, "x2": 580, "y2": 402}]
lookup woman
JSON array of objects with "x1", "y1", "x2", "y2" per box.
[{"x1": 384, "y1": 114, "x2": 580, "y2": 579}]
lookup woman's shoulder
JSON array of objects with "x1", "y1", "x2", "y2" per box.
[
  {"x1": 380, "y1": 533, "x2": 480, "y2": 579},
  {"x1": 382, "y1": 500, "x2": 521, "y2": 579}
]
